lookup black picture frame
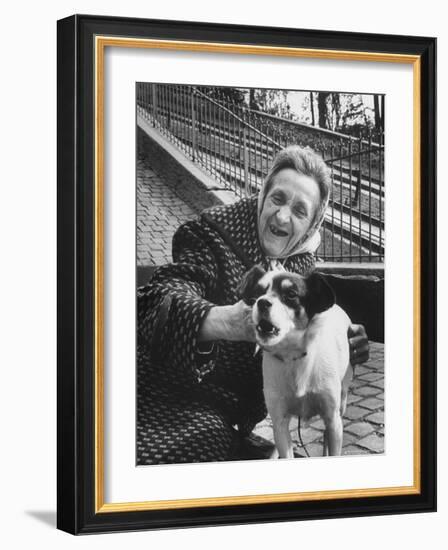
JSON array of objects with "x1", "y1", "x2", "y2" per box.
[{"x1": 57, "y1": 14, "x2": 436, "y2": 535}]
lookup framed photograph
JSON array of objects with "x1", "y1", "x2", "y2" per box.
[{"x1": 57, "y1": 14, "x2": 436, "y2": 534}]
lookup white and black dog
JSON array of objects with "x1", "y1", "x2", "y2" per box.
[{"x1": 240, "y1": 265, "x2": 353, "y2": 458}]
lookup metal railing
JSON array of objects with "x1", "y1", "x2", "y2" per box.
[{"x1": 137, "y1": 83, "x2": 384, "y2": 263}]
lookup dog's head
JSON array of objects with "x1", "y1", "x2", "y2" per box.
[{"x1": 239, "y1": 265, "x2": 335, "y2": 347}]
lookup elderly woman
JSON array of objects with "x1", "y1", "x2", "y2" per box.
[{"x1": 137, "y1": 146, "x2": 373, "y2": 464}]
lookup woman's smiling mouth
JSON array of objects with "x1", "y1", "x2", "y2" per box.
[{"x1": 269, "y1": 224, "x2": 289, "y2": 237}]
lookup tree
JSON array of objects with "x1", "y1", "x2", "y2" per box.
[
  {"x1": 310, "y1": 92, "x2": 315, "y2": 126},
  {"x1": 317, "y1": 92, "x2": 330, "y2": 129},
  {"x1": 330, "y1": 94, "x2": 341, "y2": 130},
  {"x1": 245, "y1": 89, "x2": 289, "y2": 117},
  {"x1": 204, "y1": 87, "x2": 246, "y2": 105},
  {"x1": 373, "y1": 94, "x2": 384, "y2": 131},
  {"x1": 249, "y1": 88, "x2": 258, "y2": 110}
]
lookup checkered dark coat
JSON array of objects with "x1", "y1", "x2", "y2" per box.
[{"x1": 137, "y1": 197, "x2": 316, "y2": 464}]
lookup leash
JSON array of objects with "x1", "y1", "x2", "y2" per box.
[{"x1": 298, "y1": 417, "x2": 311, "y2": 458}]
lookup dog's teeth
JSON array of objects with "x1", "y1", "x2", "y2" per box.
[{"x1": 257, "y1": 321, "x2": 279, "y2": 336}]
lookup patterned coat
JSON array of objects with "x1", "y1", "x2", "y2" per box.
[{"x1": 137, "y1": 196, "x2": 316, "y2": 463}]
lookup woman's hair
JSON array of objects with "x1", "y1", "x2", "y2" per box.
[
  {"x1": 263, "y1": 145, "x2": 331, "y2": 204},
  {"x1": 256, "y1": 145, "x2": 332, "y2": 256}
]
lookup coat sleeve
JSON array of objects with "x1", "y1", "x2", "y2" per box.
[{"x1": 137, "y1": 219, "x2": 221, "y2": 382}]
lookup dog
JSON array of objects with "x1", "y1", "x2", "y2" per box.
[{"x1": 239, "y1": 265, "x2": 353, "y2": 458}]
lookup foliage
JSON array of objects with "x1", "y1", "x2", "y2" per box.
[{"x1": 197, "y1": 86, "x2": 383, "y2": 138}]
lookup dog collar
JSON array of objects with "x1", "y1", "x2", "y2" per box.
[
  {"x1": 272, "y1": 351, "x2": 307, "y2": 362},
  {"x1": 255, "y1": 345, "x2": 307, "y2": 363}
]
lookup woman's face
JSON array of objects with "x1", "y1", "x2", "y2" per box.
[{"x1": 259, "y1": 168, "x2": 321, "y2": 257}]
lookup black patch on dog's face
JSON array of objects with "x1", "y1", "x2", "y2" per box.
[
  {"x1": 238, "y1": 265, "x2": 268, "y2": 305},
  {"x1": 303, "y1": 272, "x2": 335, "y2": 318},
  {"x1": 270, "y1": 272, "x2": 335, "y2": 320},
  {"x1": 271, "y1": 274, "x2": 307, "y2": 316}
]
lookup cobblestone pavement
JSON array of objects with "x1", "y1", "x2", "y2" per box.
[
  {"x1": 253, "y1": 341, "x2": 384, "y2": 457},
  {"x1": 137, "y1": 148, "x2": 199, "y2": 267}
]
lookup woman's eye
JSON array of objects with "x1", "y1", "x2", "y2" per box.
[
  {"x1": 271, "y1": 195, "x2": 283, "y2": 205},
  {"x1": 293, "y1": 206, "x2": 307, "y2": 218}
]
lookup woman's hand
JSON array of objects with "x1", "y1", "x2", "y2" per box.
[
  {"x1": 226, "y1": 300, "x2": 257, "y2": 342},
  {"x1": 199, "y1": 301, "x2": 257, "y2": 343},
  {"x1": 348, "y1": 324, "x2": 369, "y2": 365}
]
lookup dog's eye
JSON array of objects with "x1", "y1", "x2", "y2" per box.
[
  {"x1": 245, "y1": 297, "x2": 256, "y2": 306},
  {"x1": 285, "y1": 289, "x2": 298, "y2": 300}
]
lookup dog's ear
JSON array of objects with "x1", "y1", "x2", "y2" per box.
[
  {"x1": 238, "y1": 264, "x2": 266, "y2": 305},
  {"x1": 304, "y1": 272, "x2": 335, "y2": 318}
]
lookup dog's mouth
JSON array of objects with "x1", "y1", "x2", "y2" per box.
[{"x1": 256, "y1": 318, "x2": 280, "y2": 337}]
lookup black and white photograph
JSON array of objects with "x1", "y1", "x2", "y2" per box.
[
  {"x1": 0, "y1": 0, "x2": 440, "y2": 542},
  {"x1": 136, "y1": 84, "x2": 385, "y2": 465}
]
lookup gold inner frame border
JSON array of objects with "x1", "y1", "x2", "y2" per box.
[{"x1": 94, "y1": 36, "x2": 421, "y2": 514}]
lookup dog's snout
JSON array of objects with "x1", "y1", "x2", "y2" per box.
[{"x1": 257, "y1": 298, "x2": 272, "y2": 312}]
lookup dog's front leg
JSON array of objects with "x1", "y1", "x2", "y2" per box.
[
  {"x1": 272, "y1": 416, "x2": 294, "y2": 459},
  {"x1": 324, "y1": 412, "x2": 343, "y2": 456}
]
